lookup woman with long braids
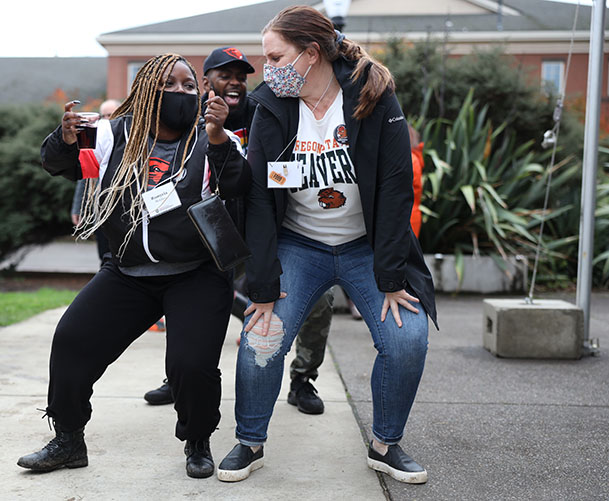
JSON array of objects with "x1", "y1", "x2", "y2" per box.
[
  {"x1": 217, "y1": 7, "x2": 437, "y2": 484},
  {"x1": 18, "y1": 54, "x2": 251, "y2": 479}
]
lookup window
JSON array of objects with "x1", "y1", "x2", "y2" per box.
[
  {"x1": 127, "y1": 62, "x2": 146, "y2": 92},
  {"x1": 541, "y1": 60, "x2": 565, "y2": 95}
]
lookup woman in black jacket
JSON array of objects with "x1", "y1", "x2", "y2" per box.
[
  {"x1": 217, "y1": 6, "x2": 437, "y2": 485},
  {"x1": 17, "y1": 54, "x2": 251, "y2": 479}
]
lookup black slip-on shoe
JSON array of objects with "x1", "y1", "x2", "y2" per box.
[
  {"x1": 185, "y1": 438, "x2": 214, "y2": 478},
  {"x1": 287, "y1": 377, "x2": 324, "y2": 415},
  {"x1": 144, "y1": 378, "x2": 174, "y2": 405},
  {"x1": 217, "y1": 444, "x2": 264, "y2": 482},
  {"x1": 367, "y1": 442, "x2": 427, "y2": 484}
]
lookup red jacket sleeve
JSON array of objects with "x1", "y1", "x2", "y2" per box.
[{"x1": 410, "y1": 142, "x2": 424, "y2": 238}]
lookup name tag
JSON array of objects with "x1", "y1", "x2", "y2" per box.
[
  {"x1": 142, "y1": 183, "x2": 182, "y2": 218},
  {"x1": 267, "y1": 161, "x2": 303, "y2": 189}
]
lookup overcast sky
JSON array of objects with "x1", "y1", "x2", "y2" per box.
[
  {"x1": 1, "y1": 0, "x2": 263, "y2": 57},
  {"x1": 0, "y1": 0, "x2": 594, "y2": 58}
]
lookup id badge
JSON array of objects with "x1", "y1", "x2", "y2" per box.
[
  {"x1": 267, "y1": 161, "x2": 303, "y2": 188},
  {"x1": 142, "y1": 183, "x2": 182, "y2": 218}
]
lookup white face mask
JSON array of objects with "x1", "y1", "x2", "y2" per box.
[{"x1": 263, "y1": 51, "x2": 312, "y2": 98}]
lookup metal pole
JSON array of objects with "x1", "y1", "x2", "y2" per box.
[
  {"x1": 497, "y1": 0, "x2": 503, "y2": 31},
  {"x1": 576, "y1": 0, "x2": 606, "y2": 346}
]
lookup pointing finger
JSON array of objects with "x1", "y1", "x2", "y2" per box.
[{"x1": 64, "y1": 100, "x2": 80, "y2": 112}]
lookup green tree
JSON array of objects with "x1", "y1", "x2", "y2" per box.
[
  {"x1": 380, "y1": 40, "x2": 562, "y2": 151},
  {"x1": 0, "y1": 103, "x2": 74, "y2": 260}
]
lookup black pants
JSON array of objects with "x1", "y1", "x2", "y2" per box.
[{"x1": 46, "y1": 259, "x2": 232, "y2": 441}]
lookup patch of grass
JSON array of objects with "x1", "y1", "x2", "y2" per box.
[{"x1": 0, "y1": 288, "x2": 77, "y2": 326}]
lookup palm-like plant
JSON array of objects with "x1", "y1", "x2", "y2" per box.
[{"x1": 418, "y1": 91, "x2": 582, "y2": 286}]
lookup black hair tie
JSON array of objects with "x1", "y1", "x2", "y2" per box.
[{"x1": 335, "y1": 29, "x2": 345, "y2": 47}]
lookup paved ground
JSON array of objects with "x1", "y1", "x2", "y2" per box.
[
  {"x1": 1, "y1": 311, "x2": 382, "y2": 501},
  {"x1": 333, "y1": 293, "x2": 609, "y2": 501},
  {"x1": 1, "y1": 240, "x2": 608, "y2": 500}
]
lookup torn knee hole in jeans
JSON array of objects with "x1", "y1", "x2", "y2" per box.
[{"x1": 245, "y1": 313, "x2": 285, "y2": 367}]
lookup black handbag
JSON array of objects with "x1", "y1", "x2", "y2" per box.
[
  {"x1": 187, "y1": 194, "x2": 251, "y2": 271},
  {"x1": 187, "y1": 141, "x2": 251, "y2": 271}
]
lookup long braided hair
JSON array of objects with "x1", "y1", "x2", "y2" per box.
[{"x1": 76, "y1": 54, "x2": 201, "y2": 258}]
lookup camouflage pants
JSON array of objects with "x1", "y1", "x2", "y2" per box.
[{"x1": 289, "y1": 288, "x2": 334, "y2": 381}]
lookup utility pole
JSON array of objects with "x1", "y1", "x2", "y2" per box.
[
  {"x1": 497, "y1": 0, "x2": 504, "y2": 31},
  {"x1": 576, "y1": 0, "x2": 606, "y2": 352}
]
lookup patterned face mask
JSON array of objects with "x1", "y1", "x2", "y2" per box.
[{"x1": 263, "y1": 51, "x2": 312, "y2": 98}]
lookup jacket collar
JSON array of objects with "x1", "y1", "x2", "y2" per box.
[
  {"x1": 332, "y1": 56, "x2": 366, "y2": 150},
  {"x1": 249, "y1": 81, "x2": 298, "y2": 124}
]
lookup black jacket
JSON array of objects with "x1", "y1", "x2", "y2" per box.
[
  {"x1": 245, "y1": 56, "x2": 437, "y2": 327},
  {"x1": 41, "y1": 116, "x2": 251, "y2": 267}
]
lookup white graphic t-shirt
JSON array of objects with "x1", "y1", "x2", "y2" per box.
[{"x1": 282, "y1": 90, "x2": 366, "y2": 246}]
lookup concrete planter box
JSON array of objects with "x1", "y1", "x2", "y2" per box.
[
  {"x1": 483, "y1": 298, "x2": 584, "y2": 359},
  {"x1": 424, "y1": 254, "x2": 528, "y2": 294}
]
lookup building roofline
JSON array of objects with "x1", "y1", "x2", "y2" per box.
[
  {"x1": 98, "y1": 30, "x2": 600, "y2": 57},
  {"x1": 98, "y1": 30, "x2": 601, "y2": 46}
]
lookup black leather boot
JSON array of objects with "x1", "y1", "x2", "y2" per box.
[
  {"x1": 184, "y1": 438, "x2": 214, "y2": 478},
  {"x1": 144, "y1": 378, "x2": 174, "y2": 405},
  {"x1": 17, "y1": 423, "x2": 88, "y2": 472},
  {"x1": 287, "y1": 375, "x2": 325, "y2": 415}
]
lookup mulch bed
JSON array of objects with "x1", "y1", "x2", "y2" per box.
[{"x1": 0, "y1": 273, "x2": 94, "y2": 292}]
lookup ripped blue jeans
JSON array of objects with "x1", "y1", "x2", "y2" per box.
[{"x1": 235, "y1": 229, "x2": 429, "y2": 446}]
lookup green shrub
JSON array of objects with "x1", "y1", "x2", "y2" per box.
[
  {"x1": 0, "y1": 103, "x2": 74, "y2": 260},
  {"x1": 417, "y1": 92, "x2": 609, "y2": 288},
  {"x1": 379, "y1": 40, "x2": 609, "y2": 289}
]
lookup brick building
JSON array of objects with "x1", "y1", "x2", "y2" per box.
[{"x1": 97, "y1": 0, "x2": 605, "y2": 109}]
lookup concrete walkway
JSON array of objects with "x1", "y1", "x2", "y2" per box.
[
  {"x1": 1, "y1": 238, "x2": 100, "y2": 274},
  {"x1": 0, "y1": 309, "x2": 382, "y2": 501}
]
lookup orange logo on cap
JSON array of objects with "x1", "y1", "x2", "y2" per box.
[{"x1": 223, "y1": 47, "x2": 244, "y2": 60}]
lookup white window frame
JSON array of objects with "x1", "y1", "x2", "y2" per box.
[
  {"x1": 127, "y1": 62, "x2": 146, "y2": 93},
  {"x1": 541, "y1": 60, "x2": 565, "y2": 95}
]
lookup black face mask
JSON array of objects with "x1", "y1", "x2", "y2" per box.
[{"x1": 156, "y1": 91, "x2": 198, "y2": 132}]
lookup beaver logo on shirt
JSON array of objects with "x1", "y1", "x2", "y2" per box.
[
  {"x1": 333, "y1": 124, "x2": 348, "y2": 145},
  {"x1": 318, "y1": 188, "x2": 346, "y2": 209},
  {"x1": 148, "y1": 157, "x2": 171, "y2": 188}
]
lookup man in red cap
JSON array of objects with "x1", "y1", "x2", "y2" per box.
[{"x1": 202, "y1": 46, "x2": 257, "y2": 153}]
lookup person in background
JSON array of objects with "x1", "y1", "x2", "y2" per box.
[
  {"x1": 17, "y1": 53, "x2": 250, "y2": 479},
  {"x1": 216, "y1": 7, "x2": 437, "y2": 484},
  {"x1": 99, "y1": 99, "x2": 122, "y2": 121},
  {"x1": 408, "y1": 124, "x2": 424, "y2": 239},
  {"x1": 144, "y1": 46, "x2": 333, "y2": 416}
]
